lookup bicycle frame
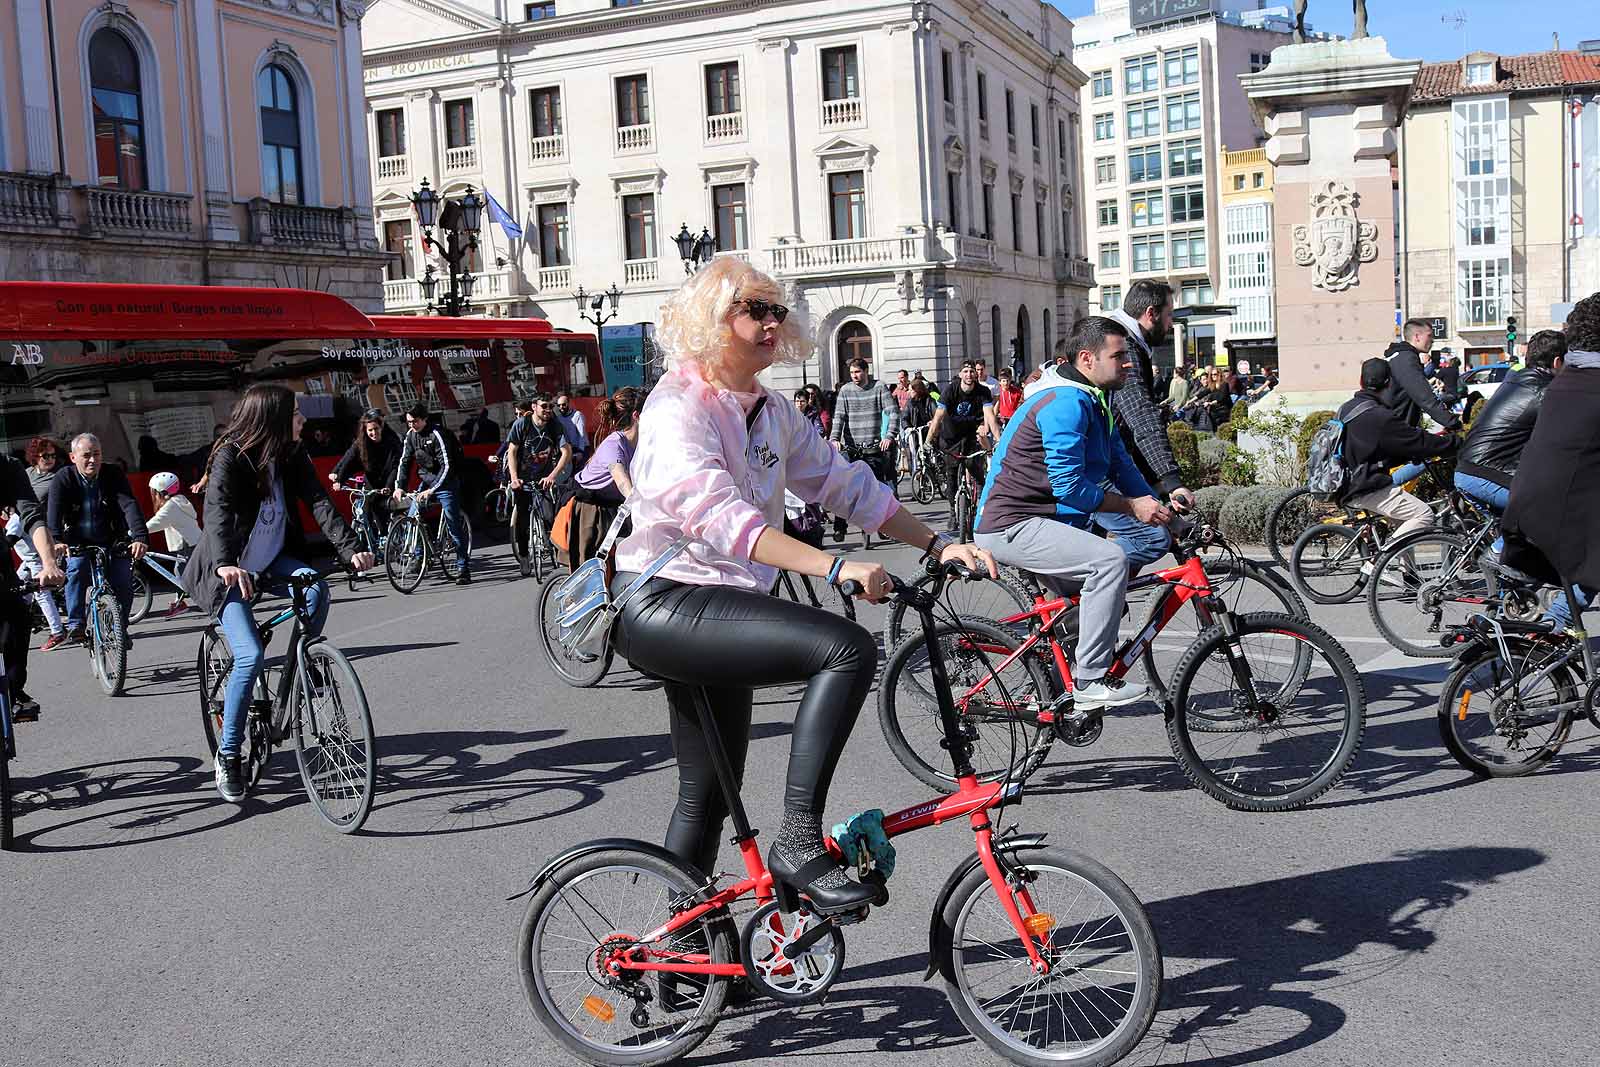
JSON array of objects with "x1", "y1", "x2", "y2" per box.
[{"x1": 137, "y1": 551, "x2": 186, "y2": 592}]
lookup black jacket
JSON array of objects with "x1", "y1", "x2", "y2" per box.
[
  {"x1": 46, "y1": 464, "x2": 150, "y2": 548},
  {"x1": 332, "y1": 426, "x2": 403, "y2": 491},
  {"x1": 1379, "y1": 341, "x2": 1460, "y2": 431},
  {"x1": 1503, "y1": 364, "x2": 1600, "y2": 592},
  {"x1": 1, "y1": 456, "x2": 47, "y2": 595},
  {"x1": 396, "y1": 423, "x2": 462, "y2": 492},
  {"x1": 182, "y1": 443, "x2": 361, "y2": 617},
  {"x1": 1337, "y1": 389, "x2": 1457, "y2": 500},
  {"x1": 1434, "y1": 362, "x2": 1460, "y2": 400},
  {"x1": 1455, "y1": 366, "x2": 1554, "y2": 488}
]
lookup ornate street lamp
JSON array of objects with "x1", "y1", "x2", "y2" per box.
[
  {"x1": 411, "y1": 179, "x2": 483, "y2": 316},
  {"x1": 673, "y1": 223, "x2": 717, "y2": 273},
  {"x1": 574, "y1": 284, "x2": 623, "y2": 330}
]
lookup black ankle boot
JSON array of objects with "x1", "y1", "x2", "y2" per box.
[{"x1": 767, "y1": 844, "x2": 877, "y2": 915}]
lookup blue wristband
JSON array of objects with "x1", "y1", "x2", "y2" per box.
[{"x1": 826, "y1": 557, "x2": 845, "y2": 587}]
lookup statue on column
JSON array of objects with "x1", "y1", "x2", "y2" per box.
[{"x1": 1293, "y1": 1, "x2": 1370, "y2": 44}]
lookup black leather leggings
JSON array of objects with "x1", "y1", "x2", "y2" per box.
[{"x1": 612, "y1": 576, "x2": 878, "y2": 876}]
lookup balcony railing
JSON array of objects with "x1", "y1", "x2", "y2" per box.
[
  {"x1": 443, "y1": 145, "x2": 478, "y2": 172},
  {"x1": 821, "y1": 97, "x2": 864, "y2": 128},
  {"x1": 538, "y1": 265, "x2": 572, "y2": 291},
  {"x1": 616, "y1": 124, "x2": 652, "y2": 152},
  {"x1": 623, "y1": 258, "x2": 659, "y2": 284},
  {"x1": 84, "y1": 186, "x2": 192, "y2": 237},
  {"x1": 376, "y1": 155, "x2": 408, "y2": 182},
  {"x1": 768, "y1": 234, "x2": 930, "y2": 275},
  {"x1": 383, "y1": 277, "x2": 423, "y2": 310},
  {"x1": 939, "y1": 230, "x2": 997, "y2": 268},
  {"x1": 705, "y1": 112, "x2": 744, "y2": 142},
  {"x1": 1055, "y1": 254, "x2": 1096, "y2": 287},
  {"x1": 530, "y1": 133, "x2": 565, "y2": 162},
  {"x1": 382, "y1": 269, "x2": 514, "y2": 312},
  {"x1": 0, "y1": 172, "x2": 65, "y2": 228},
  {"x1": 268, "y1": 203, "x2": 345, "y2": 245}
]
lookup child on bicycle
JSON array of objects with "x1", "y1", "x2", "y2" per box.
[{"x1": 146, "y1": 472, "x2": 200, "y2": 619}]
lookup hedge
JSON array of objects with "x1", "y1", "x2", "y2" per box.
[
  {"x1": 1166, "y1": 422, "x2": 1202, "y2": 489},
  {"x1": 1267, "y1": 488, "x2": 1321, "y2": 546},
  {"x1": 1215, "y1": 421, "x2": 1239, "y2": 444},
  {"x1": 1193, "y1": 484, "x2": 1243, "y2": 527},
  {"x1": 1197, "y1": 436, "x2": 1229, "y2": 474},
  {"x1": 1218, "y1": 485, "x2": 1281, "y2": 544},
  {"x1": 1220, "y1": 445, "x2": 1258, "y2": 486},
  {"x1": 1229, "y1": 397, "x2": 1250, "y2": 423}
]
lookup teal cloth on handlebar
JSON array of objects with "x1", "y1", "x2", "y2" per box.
[{"x1": 830, "y1": 809, "x2": 895, "y2": 880}]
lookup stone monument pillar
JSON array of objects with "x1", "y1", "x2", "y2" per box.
[{"x1": 1240, "y1": 38, "x2": 1421, "y2": 411}]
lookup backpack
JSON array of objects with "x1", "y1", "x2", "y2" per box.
[{"x1": 1305, "y1": 400, "x2": 1377, "y2": 502}]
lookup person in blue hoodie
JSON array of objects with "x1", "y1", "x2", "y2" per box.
[{"x1": 974, "y1": 316, "x2": 1172, "y2": 710}]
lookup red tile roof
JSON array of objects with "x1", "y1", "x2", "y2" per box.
[{"x1": 1412, "y1": 50, "x2": 1600, "y2": 103}]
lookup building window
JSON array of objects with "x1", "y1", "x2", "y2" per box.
[
  {"x1": 1092, "y1": 69, "x2": 1113, "y2": 98},
  {"x1": 1171, "y1": 230, "x2": 1206, "y2": 269},
  {"x1": 946, "y1": 172, "x2": 961, "y2": 231},
  {"x1": 612, "y1": 0, "x2": 646, "y2": 6},
  {"x1": 376, "y1": 108, "x2": 405, "y2": 158},
  {"x1": 713, "y1": 182, "x2": 747, "y2": 251},
  {"x1": 1123, "y1": 53, "x2": 1158, "y2": 95},
  {"x1": 1005, "y1": 89, "x2": 1017, "y2": 138},
  {"x1": 1127, "y1": 145, "x2": 1161, "y2": 184},
  {"x1": 1097, "y1": 199, "x2": 1118, "y2": 227},
  {"x1": 1466, "y1": 61, "x2": 1494, "y2": 87},
  {"x1": 982, "y1": 183, "x2": 995, "y2": 238},
  {"x1": 1095, "y1": 156, "x2": 1116, "y2": 185},
  {"x1": 976, "y1": 71, "x2": 989, "y2": 124},
  {"x1": 622, "y1": 193, "x2": 656, "y2": 259},
  {"x1": 1460, "y1": 177, "x2": 1508, "y2": 247},
  {"x1": 1225, "y1": 200, "x2": 1271, "y2": 247},
  {"x1": 258, "y1": 64, "x2": 302, "y2": 205},
  {"x1": 1099, "y1": 242, "x2": 1121, "y2": 270},
  {"x1": 615, "y1": 75, "x2": 650, "y2": 127},
  {"x1": 1164, "y1": 45, "x2": 1199, "y2": 87},
  {"x1": 530, "y1": 87, "x2": 562, "y2": 137},
  {"x1": 1030, "y1": 103, "x2": 1040, "y2": 147},
  {"x1": 1458, "y1": 257, "x2": 1509, "y2": 325},
  {"x1": 445, "y1": 98, "x2": 475, "y2": 147},
  {"x1": 829, "y1": 170, "x2": 866, "y2": 238},
  {"x1": 1093, "y1": 113, "x2": 1115, "y2": 141},
  {"x1": 1130, "y1": 234, "x2": 1166, "y2": 273},
  {"x1": 1100, "y1": 285, "x2": 1122, "y2": 311},
  {"x1": 705, "y1": 62, "x2": 740, "y2": 116},
  {"x1": 941, "y1": 50, "x2": 954, "y2": 104},
  {"x1": 383, "y1": 219, "x2": 413, "y2": 281},
  {"x1": 1010, "y1": 191, "x2": 1023, "y2": 250},
  {"x1": 1170, "y1": 183, "x2": 1204, "y2": 223},
  {"x1": 1252, "y1": 170, "x2": 1264, "y2": 188},
  {"x1": 1125, "y1": 100, "x2": 1159, "y2": 140},
  {"x1": 1167, "y1": 138, "x2": 1203, "y2": 178},
  {"x1": 1180, "y1": 279, "x2": 1214, "y2": 306},
  {"x1": 1035, "y1": 201, "x2": 1046, "y2": 256},
  {"x1": 1166, "y1": 91, "x2": 1201, "y2": 133},
  {"x1": 537, "y1": 202, "x2": 570, "y2": 266},
  {"x1": 524, "y1": 2, "x2": 556, "y2": 18},
  {"x1": 1129, "y1": 191, "x2": 1164, "y2": 228},
  {"x1": 1232, "y1": 174, "x2": 1246, "y2": 191},
  {"x1": 1455, "y1": 97, "x2": 1508, "y2": 177},
  {"x1": 1249, "y1": 51, "x2": 1268, "y2": 73},
  {"x1": 89, "y1": 28, "x2": 149, "y2": 190},
  {"x1": 822, "y1": 46, "x2": 860, "y2": 101}
]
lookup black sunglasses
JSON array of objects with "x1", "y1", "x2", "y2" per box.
[{"x1": 739, "y1": 298, "x2": 789, "y2": 325}]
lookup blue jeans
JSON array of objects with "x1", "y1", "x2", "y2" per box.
[
  {"x1": 216, "y1": 554, "x2": 328, "y2": 757},
  {"x1": 1091, "y1": 509, "x2": 1172, "y2": 571},
  {"x1": 1453, "y1": 472, "x2": 1510, "y2": 552},
  {"x1": 1391, "y1": 462, "x2": 1428, "y2": 487},
  {"x1": 434, "y1": 486, "x2": 470, "y2": 570},
  {"x1": 1544, "y1": 585, "x2": 1595, "y2": 632},
  {"x1": 65, "y1": 551, "x2": 134, "y2": 632}
]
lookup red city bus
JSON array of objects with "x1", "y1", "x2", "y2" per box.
[{"x1": 0, "y1": 281, "x2": 602, "y2": 528}]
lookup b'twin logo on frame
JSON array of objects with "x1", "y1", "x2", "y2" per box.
[{"x1": 905, "y1": 801, "x2": 941, "y2": 820}]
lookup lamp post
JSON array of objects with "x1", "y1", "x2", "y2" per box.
[
  {"x1": 411, "y1": 178, "x2": 483, "y2": 316},
  {"x1": 672, "y1": 223, "x2": 716, "y2": 274},
  {"x1": 574, "y1": 283, "x2": 623, "y2": 331}
]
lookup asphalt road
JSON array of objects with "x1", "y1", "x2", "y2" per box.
[{"x1": 4, "y1": 513, "x2": 1596, "y2": 1067}]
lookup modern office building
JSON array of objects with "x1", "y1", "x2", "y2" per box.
[
  {"x1": 1219, "y1": 144, "x2": 1275, "y2": 368},
  {"x1": 360, "y1": 0, "x2": 1096, "y2": 389},
  {"x1": 1071, "y1": 0, "x2": 1312, "y2": 368},
  {"x1": 1399, "y1": 48, "x2": 1600, "y2": 362},
  {"x1": 0, "y1": 0, "x2": 383, "y2": 308}
]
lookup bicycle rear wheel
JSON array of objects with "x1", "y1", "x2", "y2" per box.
[
  {"x1": 385, "y1": 516, "x2": 428, "y2": 594},
  {"x1": 292, "y1": 642, "x2": 376, "y2": 833},
  {"x1": 1166, "y1": 612, "x2": 1365, "y2": 811},
  {"x1": 883, "y1": 567, "x2": 1036, "y2": 650},
  {"x1": 879, "y1": 617, "x2": 1055, "y2": 793},
  {"x1": 538, "y1": 574, "x2": 614, "y2": 688},
  {"x1": 1263, "y1": 488, "x2": 1314, "y2": 570},
  {"x1": 518, "y1": 847, "x2": 734, "y2": 1067},
  {"x1": 1367, "y1": 532, "x2": 1487, "y2": 658},
  {"x1": 439, "y1": 513, "x2": 473, "y2": 581},
  {"x1": 530, "y1": 513, "x2": 551, "y2": 584},
  {"x1": 198, "y1": 626, "x2": 231, "y2": 756},
  {"x1": 2, "y1": 712, "x2": 14, "y2": 850},
  {"x1": 940, "y1": 845, "x2": 1161, "y2": 1067},
  {"x1": 92, "y1": 592, "x2": 128, "y2": 696},
  {"x1": 1436, "y1": 637, "x2": 1576, "y2": 777},
  {"x1": 128, "y1": 567, "x2": 154, "y2": 625},
  {"x1": 1289, "y1": 523, "x2": 1372, "y2": 605}
]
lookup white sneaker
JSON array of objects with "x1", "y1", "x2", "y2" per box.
[{"x1": 1073, "y1": 677, "x2": 1147, "y2": 709}]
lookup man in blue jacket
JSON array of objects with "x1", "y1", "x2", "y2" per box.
[{"x1": 974, "y1": 316, "x2": 1172, "y2": 710}]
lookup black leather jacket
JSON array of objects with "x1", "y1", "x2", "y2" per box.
[
  {"x1": 1456, "y1": 366, "x2": 1554, "y2": 489},
  {"x1": 1379, "y1": 341, "x2": 1460, "y2": 431}
]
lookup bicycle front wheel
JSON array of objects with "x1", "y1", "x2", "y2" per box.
[
  {"x1": 439, "y1": 513, "x2": 473, "y2": 581},
  {"x1": 1290, "y1": 523, "x2": 1372, "y2": 605},
  {"x1": 530, "y1": 513, "x2": 551, "y2": 583},
  {"x1": 92, "y1": 592, "x2": 128, "y2": 696},
  {"x1": 939, "y1": 844, "x2": 1161, "y2": 1067},
  {"x1": 128, "y1": 567, "x2": 154, "y2": 625},
  {"x1": 385, "y1": 516, "x2": 428, "y2": 594},
  {"x1": 292, "y1": 642, "x2": 376, "y2": 833},
  {"x1": 198, "y1": 626, "x2": 231, "y2": 756},
  {"x1": 1263, "y1": 487, "x2": 1313, "y2": 569},
  {"x1": 1167, "y1": 612, "x2": 1365, "y2": 811},
  {"x1": 1437, "y1": 637, "x2": 1577, "y2": 777},
  {"x1": 538, "y1": 574, "x2": 613, "y2": 688},
  {"x1": 879, "y1": 617, "x2": 1055, "y2": 793},
  {"x1": 1367, "y1": 532, "x2": 1487, "y2": 658},
  {"x1": 518, "y1": 847, "x2": 734, "y2": 1067}
]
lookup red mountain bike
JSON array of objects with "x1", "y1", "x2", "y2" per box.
[{"x1": 515, "y1": 561, "x2": 1161, "y2": 1067}]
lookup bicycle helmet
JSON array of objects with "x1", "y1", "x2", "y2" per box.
[{"x1": 149, "y1": 472, "x2": 181, "y2": 496}]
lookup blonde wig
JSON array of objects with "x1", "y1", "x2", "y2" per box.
[{"x1": 654, "y1": 256, "x2": 813, "y2": 377}]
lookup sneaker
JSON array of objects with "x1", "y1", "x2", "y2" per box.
[
  {"x1": 163, "y1": 600, "x2": 190, "y2": 620},
  {"x1": 40, "y1": 632, "x2": 67, "y2": 652},
  {"x1": 215, "y1": 752, "x2": 246, "y2": 803},
  {"x1": 1073, "y1": 677, "x2": 1148, "y2": 710},
  {"x1": 12, "y1": 697, "x2": 40, "y2": 723},
  {"x1": 454, "y1": 569, "x2": 472, "y2": 587}
]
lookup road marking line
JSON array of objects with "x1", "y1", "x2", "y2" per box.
[{"x1": 339, "y1": 602, "x2": 450, "y2": 639}]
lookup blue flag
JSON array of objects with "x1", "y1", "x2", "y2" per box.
[{"x1": 485, "y1": 190, "x2": 523, "y2": 241}]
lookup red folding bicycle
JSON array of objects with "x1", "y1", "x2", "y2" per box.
[
  {"x1": 516, "y1": 561, "x2": 1161, "y2": 1067},
  {"x1": 878, "y1": 523, "x2": 1366, "y2": 812}
]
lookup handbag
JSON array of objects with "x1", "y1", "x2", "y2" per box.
[
  {"x1": 549, "y1": 497, "x2": 575, "y2": 553},
  {"x1": 554, "y1": 504, "x2": 689, "y2": 658}
]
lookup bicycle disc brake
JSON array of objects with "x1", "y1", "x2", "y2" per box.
[{"x1": 739, "y1": 901, "x2": 845, "y2": 1005}]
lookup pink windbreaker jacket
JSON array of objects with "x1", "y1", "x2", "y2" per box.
[{"x1": 615, "y1": 361, "x2": 899, "y2": 591}]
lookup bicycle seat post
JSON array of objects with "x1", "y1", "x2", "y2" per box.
[{"x1": 689, "y1": 686, "x2": 758, "y2": 848}]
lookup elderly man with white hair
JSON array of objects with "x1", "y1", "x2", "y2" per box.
[{"x1": 46, "y1": 433, "x2": 150, "y2": 647}]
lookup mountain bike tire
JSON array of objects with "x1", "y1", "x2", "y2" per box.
[
  {"x1": 1366, "y1": 531, "x2": 1482, "y2": 659},
  {"x1": 1437, "y1": 636, "x2": 1577, "y2": 777},
  {"x1": 92, "y1": 592, "x2": 128, "y2": 697},
  {"x1": 1263, "y1": 487, "x2": 1313, "y2": 569},
  {"x1": 1289, "y1": 523, "x2": 1372, "y2": 605},
  {"x1": 882, "y1": 567, "x2": 1035, "y2": 651}
]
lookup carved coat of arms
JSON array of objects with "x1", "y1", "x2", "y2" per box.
[{"x1": 1291, "y1": 180, "x2": 1379, "y2": 292}]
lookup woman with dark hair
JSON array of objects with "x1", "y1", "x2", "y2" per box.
[
  {"x1": 331, "y1": 409, "x2": 403, "y2": 546},
  {"x1": 185, "y1": 385, "x2": 375, "y2": 804},
  {"x1": 564, "y1": 387, "x2": 642, "y2": 570}
]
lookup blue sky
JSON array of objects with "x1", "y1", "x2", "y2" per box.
[{"x1": 1046, "y1": 2, "x2": 1594, "y2": 63}]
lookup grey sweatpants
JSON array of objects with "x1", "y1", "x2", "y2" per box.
[{"x1": 974, "y1": 517, "x2": 1129, "y2": 682}]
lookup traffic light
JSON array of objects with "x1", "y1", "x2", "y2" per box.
[{"x1": 1506, "y1": 314, "x2": 1518, "y2": 346}]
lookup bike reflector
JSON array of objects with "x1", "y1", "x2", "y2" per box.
[{"x1": 582, "y1": 996, "x2": 615, "y2": 1023}]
